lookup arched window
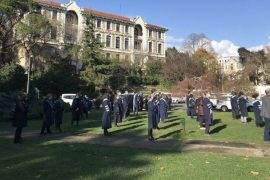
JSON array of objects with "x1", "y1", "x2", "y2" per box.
[{"x1": 65, "y1": 11, "x2": 78, "y2": 43}]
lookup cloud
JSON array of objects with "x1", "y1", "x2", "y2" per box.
[
  {"x1": 166, "y1": 35, "x2": 184, "y2": 49},
  {"x1": 211, "y1": 40, "x2": 239, "y2": 57},
  {"x1": 248, "y1": 45, "x2": 265, "y2": 52}
]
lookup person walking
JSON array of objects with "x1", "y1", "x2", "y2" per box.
[
  {"x1": 41, "y1": 94, "x2": 54, "y2": 135},
  {"x1": 102, "y1": 94, "x2": 112, "y2": 136},
  {"x1": 261, "y1": 88, "x2": 270, "y2": 142},
  {"x1": 13, "y1": 92, "x2": 28, "y2": 144},
  {"x1": 238, "y1": 91, "x2": 248, "y2": 123},
  {"x1": 148, "y1": 93, "x2": 157, "y2": 141},
  {"x1": 230, "y1": 91, "x2": 239, "y2": 120},
  {"x1": 252, "y1": 93, "x2": 264, "y2": 127}
]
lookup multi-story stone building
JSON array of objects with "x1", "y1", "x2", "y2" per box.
[
  {"x1": 217, "y1": 56, "x2": 243, "y2": 74},
  {"x1": 19, "y1": 0, "x2": 167, "y2": 67}
]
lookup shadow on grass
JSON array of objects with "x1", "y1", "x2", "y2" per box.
[
  {"x1": 165, "y1": 118, "x2": 179, "y2": 123},
  {"x1": 118, "y1": 120, "x2": 144, "y2": 127},
  {"x1": 212, "y1": 119, "x2": 222, "y2": 126},
  {"x1": 210, "y1": 124, "x2": 227, "y2": 134},
  {"x1": 247, "y1": 117, "x2": 253, "y2": 123},
  {"x1": 160, "y1": 122, "x2": 179, "y2": 130},
  {"x1": 157, "y1": 130, "x2": 182, "y2": 139},
  {"x1": 111, "y1": 124, "x2": 144, "y2": 135}
]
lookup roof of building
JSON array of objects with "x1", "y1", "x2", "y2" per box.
[
  {"x1": 83, "y1": 8, "x2": 131, "y2": 23},
  {"x1": 146, "y1": 23, "x2": 168, "y2": 31},
  {"x1": 36, "y1": 0, "x2": 62, "y2": 7}
]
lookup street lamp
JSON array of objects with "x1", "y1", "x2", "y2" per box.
[{"x1": 26, "y1": 54, "x2": 33, "y2": 95}]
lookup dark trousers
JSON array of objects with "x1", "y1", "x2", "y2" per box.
[
  {"x1": 148, "y1": 129, "x2": 154, "y2": 140},
  {"x1": 72, "y1": 112, "x2": 80, "y2": 126},
  {"x1": 41, "y1": 121, "x2": 51, "y2": 134},
  {"x1": 205, "y1": 119, "x2": 210, "y2": 134},
  {"x1": 14, "y1": 127, "x2": 23, "y2": 143},
  {"x1": 103, "y1": 129, "x2": 109, "y2": 136},
  {"x1": 264, "y1": 118, "x2": 270, "y2": 141},
  {"x1": 232, "y1": 109, "x2": 239, "y2": 119}
]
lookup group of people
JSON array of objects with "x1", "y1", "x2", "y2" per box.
[{"x1": 186, "y1": 91, "x2": 213, "y2": 136}]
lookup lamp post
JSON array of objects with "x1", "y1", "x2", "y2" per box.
[{"x1": 26, "y1": 54, "x2": 33, "y2": 95}]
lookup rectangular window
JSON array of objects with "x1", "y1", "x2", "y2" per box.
[
  {"x1": 51, "y1": 27, "x2": 57, "y2": 40},
  {"x1": 125, "y1": 38, "x2": 129, "y2": 50},
  {"x1": 149, "y1": 42, "x2": 152, "y2": 53},
  {"x1": 106, "y1": 35, "x2": 111, "y2": 47},
  {"x1": 116, "y1": 37, "x2": 120, "y2": 49},
  {"x1": 149, "y1": 30, "x2": 152, "y2": 37},
  {"x1": 96, "y1": 34, "x2": 101, "y2": 43},
  {"x1": 125, "y1": 25, "x2": 129, "y2": 33},
  {"x1": 52, "y1": 10, "x2": 57, "y2": 20},
  {"x1": 158, "y1": 44, "x2": 162, "y2": 54},
  {"x1": 97, "y1": 19, "x2": 102, "y2": 28},
  {"x1": 107, "y1": 21, "x2": 111, "y2": 30},
  {"x1": 158, "y1": 32, "x2": 162, "y2": 39},
  {"x1": 116, "y1": 23, "x2": 120, "y2": 32}
]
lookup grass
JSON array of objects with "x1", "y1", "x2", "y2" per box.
[
  {"x1": 0, "y1": 137, "x2": 270, "y2": 180},
  {"x1": 1, "y1": 108, "x2": 265, "y2": 144}
]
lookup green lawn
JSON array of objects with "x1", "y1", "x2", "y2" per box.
[
  {"x1": 0, "y1": 109, "x2": 267, "y2": 144},
  {"x1": 0, "y1": 137, "x2": 269, "y2": 180}
]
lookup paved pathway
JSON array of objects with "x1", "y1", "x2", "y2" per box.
[{"x1": 1, "y1": 129, "x2": 270, "y2": 158}]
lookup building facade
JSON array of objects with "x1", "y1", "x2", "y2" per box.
[
  {"x1": 19, "y1": 0, "x2": 167, "y2": 67},
  {"x1": 217, "y1": 56, "x2": 243, "y2": 74}
]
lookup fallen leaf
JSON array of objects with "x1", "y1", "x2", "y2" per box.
[
  {"x1": 160, "y1": 167, "x2": 165, "y2": 171},
  {"x1": 205, "y1": 161, "x2": 210, "y2": 164},
  {"x1": 137, "y1": 169, "x2": 145, "y2": 173},
  {"x1": 250, "y1": 171, "x2": 259, "y2": 176}
]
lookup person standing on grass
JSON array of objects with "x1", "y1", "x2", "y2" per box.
[
  {"x1": 261, "y1": 88, "x2": 270, "y2": 142},
  {"x1": 230, "y1": 91, "x2": 239, "y2": 120},
  {"x1": 102, "y1": 94, "x2": 112, "y2": 136},
  {"x1": 238, "y1": 91, "x2": 248, "y2": 123},
  {"x1": 54, "y1": 95, "x2": 64, "y2": 132},
  {"x1": 13, "y1": 92, "x2": 28, "y2": 144},
  {"x1": 159, "y1": 94, "x2": 168, "y2": 123},
  {"x1": 133, "y1": 91, "x2": 140, "y2": 115},
  {"x1": 113, "y1": 90, "x2": 122, "y2": 127},
  {"x1": 203, "y1": 91, "x2": 212, "y2": 136},
  {"x1": 122, "y1": 90, "x2": 129, "y2": 119},
  {"x1": 188, "y1": 94, "x2": 196, "y2": 119},
  {"x1": 148, "y1": 93, "x2": 157, "y2": 141},
  {"x1": 41, "y1": 94, "x2": 54, "y2": 135},
  {"x1": 186, "y1": 91, "x2": 191, "y2": 117},
  {"x1": 252, "y1": 93, "x2": 264, "y2": 127},
  {"x1": 196, "y1": 93, "x2": 205, "y2": 129},
  {"x1": 71, "y1": 93, "x2": 81, "y2": 126}
]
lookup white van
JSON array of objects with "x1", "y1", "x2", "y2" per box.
[{"x1": 61, "y1": 94, "x2": 76, "y2": 106}]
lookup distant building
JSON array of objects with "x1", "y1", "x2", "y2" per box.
[
  {"x1": 217, "y1": 56, "x2": 243, "y2": 74},
  {"x1": 18, "y1": 0, "x2": 168, "y2": 68}
]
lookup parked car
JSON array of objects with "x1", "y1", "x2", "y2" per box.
[
  {"x1": 171, "y1": 97, "x2": 181, "y2": 104},
  {"x1": 61, "y1": 94, "x2": 76, "y2": 106},
  {"x1": 215, "y1": 96, "x2": 254, "y2": 112}
]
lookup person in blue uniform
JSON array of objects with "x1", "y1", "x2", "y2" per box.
[
  {"x1": 159, "y1": 94, "x2": 168, "y2": 122},
  {"x1": 41, "y1": 94, "x2": 54, "y2": 135},
  {"x1": 186, "y1": 91, "x2": 191, "y2": 116},
  {"x1": 203, "y1": 91, "x2": 212, "y2": 135},
  {"x1": 230, "y1": 91, "x2": 239, "y2": 120},
  {"x1": 13, "y1": 92, "x2": 28, "y2": 144},
  {"x1": 188, "y1": 94, "x2": 196, "y2": 119},
  {"x1": 102, "y1": 94, "x2": 112, "y2": 136},
  {"x1": 252, "y1": 93, "x2": 264, "y2": 127},
  {"x1": 148, "y1": 93, "x2": 157, "y2": 141},
  {"x1": 154, "y1": 92, "x2": 161, "y2": 129},
  {"x1": 133, "y1": 92, "x2": 140, "y2": 115},
  {"x1": 238, "y1": 91, "x2": 248, "y2": 123}
]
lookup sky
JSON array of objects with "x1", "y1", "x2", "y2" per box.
[{"x1": 57, "y1": 0, "x2": 270, "y2": 57}]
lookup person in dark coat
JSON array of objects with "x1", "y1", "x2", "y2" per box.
[
  {"x1": 159, "y1": 94, "x2": 168, "y2": 122},
  {"x1": 238, "y1": 91, "x2": 248, "y2": 123},
  {"x1": 188, "y1": 94, "x2": 196, "y2": 119},
  {"x1": 252, "y1": 93, "x2": 264, "y2": 127},
  {"x1": 113, "y1": 90, "x2": 122, "y2": 126},
  {"x1": 54, "y1": 95, "x2": 64, "y2": 132},
  {"x1": 102, "y1": 94, "x2": 112, "y2": 136},
  {"x1": 71, "y1": 94, "x2": 81, "y2": 126},
  {"x1": 154, "y1": 92, "x2": 161, "y2": 129},
  {"x1": 186, "y1": 91, "x2": 191, "y2": 116},
  {"x1": 167, "y1": 94, "x2": 172, "y2": 111},
  {"x1": 203, "y1": 92, "x2": 212, "y2": 135},
  {"x1": 261, "y1": 88, "x2": 270, "y2": 142},
  {"x1": 13, "y1": 92, "x2": 28, "y2": 144},
  {"x1": 148, "y1": 93, "x2": 157, "y2": 141},
  {"x1": 133, "y1": 92, "x2": 140, "y2": 115},
  {"x1": 41, "y1": 94, "x2": 54, "y2": 135},
  {"x1": 196, "y1": 93, "x2": 205, "y2": 128},
  {"x1": 122, "y1": 91, "x2": 129, "y2": 119},
  {"x1": 230, "y1": 91, "x2": 239, "y2": 120}
]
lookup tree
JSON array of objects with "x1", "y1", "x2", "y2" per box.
[
  {"x1": 143, "y1": 58, "x2": 163, "y2": 85},
  {"x1": 181, "y1": 33, "x2": 215, "y2": 55},
  {"x1": 192, "y1": 48, "x2": 218, "y2": 73},
  {"x1": 0, "y1": 0, "x2": 33, "y2": 67}
]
